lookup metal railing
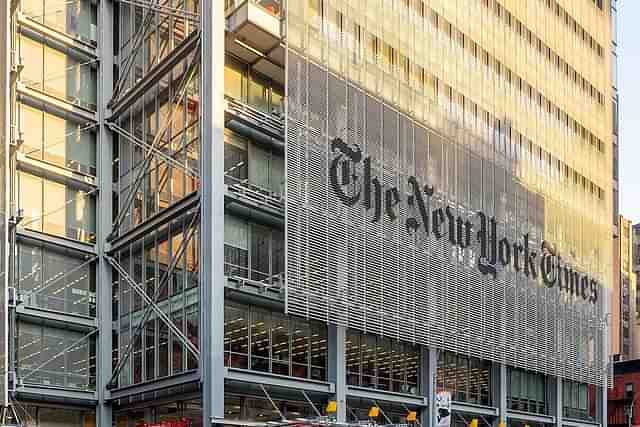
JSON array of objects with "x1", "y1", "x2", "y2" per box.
[
  {"x1": 225, "y1": 174, "x2": 284, "y2": 211},
  {"x1": 226, "y1": 96, "x2": 284, "y2": 137}
]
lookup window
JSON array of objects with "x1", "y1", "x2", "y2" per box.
[
  {"x1": 563, "y1": 380, "x2": 597, "y2": 421},
  {"x1": 224, "y1": 130, "x2": 284, "y2": 196},
  {"x1": 20, "y1": 34, "x2": 97, "y2": 110},
  {"x1": 18, "y1": 171, "x2": 96, "y2": 243},
  {"x1": 224, "y1": 302, "x2": 328, "y2": 381},
  {"x1": 18, "y1": 242, "x2": 96, "y2": 316},
  {"x1": 224, "y1": 216, "x2": 284, "y2": 284},
  {"x1": 346, "y1": 330, "x2": 420, "y2": 395},
  {"x1": 17, "y1": 321, "x2": 96, "y2": 391},
  {"x1": 507, "y1": 368, "x2": 547, "y2": 414},
  {"x1": 20, "y1": 103, "x2": 97, "y2": 175},
  {"x1": 22, "y1": 0, "x2": 97, "y2": 42},
  {"x1": 437, "y1": 351, "x2": 492, "y2": 405},
  {"x1": 224, "y1": 55, "x2": 284, "y2": 114}
]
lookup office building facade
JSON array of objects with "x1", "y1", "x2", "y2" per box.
[{"x1": 0, "y1": 0, "x2": 617, "y2": 426}]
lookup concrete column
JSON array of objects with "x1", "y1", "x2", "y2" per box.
[
  {"x1": 97, "y1": 0, "x2": 115, "y2": 425},
  {"x1": 201, "y1": 0, "x2": 226, "y2": 424},
  {"x1": 328, "y1": 325, "x2": 347, "y2": 423},
  {"x1": 422, "y1": 348, "x2": 438, "y2": 427}
]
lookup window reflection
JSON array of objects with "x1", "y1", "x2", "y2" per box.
[
  {"x1": 346, "y1": 330, "x2": 420, "y2": 395},
  {"x1": 20, "y1": 35, "x2": 97, "y2": 110},
  {"x1": 224, "y1": 302, "x2": 328, "y2": 381},
  {"x1": 18, "y1": 171, "x2": 96, "y2": 243},
  {"x1": 19, "y1": 103, "x2": 96, "y2": 175},
  {"x1": 22, "y1": 0, "x2": 97, "y2": 42}
]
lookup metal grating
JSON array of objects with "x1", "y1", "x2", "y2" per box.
[{"x1": 285, "y1": 51, "x2": 608, "y2": 387}]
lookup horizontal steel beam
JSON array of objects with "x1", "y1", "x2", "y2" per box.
[
  {"x1": 109, "y1": 30, "x2": 199, "y2": 119},
  {"x1": 16, "y1": 305, "x2": 97, "y2": 331},
  {"x1": 107, "y1": 191, "x2": 199, "y2": 253},
  {"x1": 561, "y1": 418, "x2": 601, "y2": 427},
  {"x1": 225, "y1": 368, "x2": 334, "y2": 394},
  {"x1": 451, "y1": 402, "x2": 499, "y2": 417},
  {"x1": 107, "y1": 370, "x2": 200, "y2": 401},
  {"x1": 16, "y1": 385, "x2": 97, "y2": 405},
  {"x1": 506, "y1": 410, "x2": 556, "y2": 424},
  {"x1": 16, "y1": 229, "x2": 96, "y2": 255},
  {"x1": 346, "y1": 385, "x2": 428, "y2": 407},
  {"x1": 18, "y1": 13, "x2": 97, "y2": 58}
]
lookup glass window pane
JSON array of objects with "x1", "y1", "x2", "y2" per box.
[
  {"x1": 21, "y1": 35, "x2": 43, "y2": 89},
  {"x1": 250, "y1": 310, "x2": 269, "y2": 372},
  {"x1": 21, "y1": 103, "x2": 43, "y2": 159}
]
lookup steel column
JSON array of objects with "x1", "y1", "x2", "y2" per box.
[
  {"x1": 425, "y1": 348, "x2": 438, "y2": 427},
  {"x1": 496, "y1": 363, "x2": 507, "y2": 427},
  {"x1": 97, "y1": 0, "x2": 115, "y2": 425},
  {"x1": 328, "y1": 325, "x2": 347, "y2": 423},
  {"x1": 201, "y1": 0, "x2": 225, "y2": 424},
  {"x1": 553, "y1": 377, "x2": 563, "y2": 427}
]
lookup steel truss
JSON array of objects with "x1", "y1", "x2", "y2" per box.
[{"x1": 105, "y1": 207, "x2": 201, "y2": 388}]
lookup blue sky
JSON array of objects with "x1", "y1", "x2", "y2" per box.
[{"x1": 619, "y1": 1, "x2": 640, "y2": 223}]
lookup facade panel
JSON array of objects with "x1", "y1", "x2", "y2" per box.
[{"x1": 285, "y1": 0, "x2": 612, "y2": 388}]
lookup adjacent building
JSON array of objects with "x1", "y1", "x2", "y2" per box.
[
  {"x1": 0, "y1": 0, "x2": 619, "y2": 426},
  {"x1": 612, "y1": 215, "x2": 636, "y2": 360}
]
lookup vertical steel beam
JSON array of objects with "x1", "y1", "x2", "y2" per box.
[
  {"x1": 328, "y1": 325, "x2": 347, "y2": 423},
  {"x1": 424, "y1": 348, "x2": 437, "y2": 427},
  {"x1": 494, "y1": 363, "x2": 507, "y2": 427},
  {"x1": 0, "y1": 0, "x2": 10, "y2": 410},
  {"x1": 97, "y1": 0, "x2": 115, "y2": 425},
  {"x1": 553, "y1": 377, "x2": 562, "y2": 427},
  {"x1": 201, "y1": 0, "x2": 225, "y2": 424}
]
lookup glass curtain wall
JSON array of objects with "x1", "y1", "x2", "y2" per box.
[
  {"x1": 21, "y1": 0, "x2": 98, "y2": 43},
  {"x1": 224, "y1": 55, "x2": 284, "y2": 114},
  {"x1": 436, "y1": 350, "x2": 492, "y2": 406},
  {"x1": 19, "y1": 102, "x2": 97, "y2": 176},
  {"x1": 17, "y1": 241, "x2": 96, "y2": 316},
  {"x1": 224, "y1": 302, "x2": 327, "y2": 381},
  {"x1": 224, "y1": 215, "x2": 284, "y2": 285},
  {"x1": 507, "y1": 367, "x2": 547, "y2": 414},
  {"x1": 345, "y1": 330, "x2": 420, "y2": 395},
  {"x1": 112, "y1": 215, "x2": 199, "y2": 387},
  {"x1": 18, "y1": 405, "x2": 96, "y2": 427},
  {"x1": 16, "y1": 321, "x2": 96, "y2": 391},
  {"x1": 18, "y1": 171, "x2": 96, "y2": 243},
  {"x1": 563, "y1": 380, "x2": 597, "y2": 421},
  {"x1": 19, "y1": 33, "x2": 97, "y2": 110},
  {"x1": 224, "y1": 129, "x2": 284, "y2": 196}
]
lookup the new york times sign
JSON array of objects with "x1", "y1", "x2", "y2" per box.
[{"x1": 329, "y1": 137, "x2": 600, "y2": 304}]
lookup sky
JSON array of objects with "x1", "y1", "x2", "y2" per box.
[{"x1": 619, "y1": 1, "x2": 640, "y2": 223}]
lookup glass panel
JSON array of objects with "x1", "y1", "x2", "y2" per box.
[
  {"x1": 271, "y1": 312, "x2": 289, "y2": 376},
  {"x1": 250, "y1": 224, "x2": 271, "y2": 282},
  {"x1": 225, "y1": 304, "x2": 248, "y2": 369},
  {"x1": 21, "y1": 35, "x2": 44, "y2": 90},
  {"x1": 20, "y1": 172, "x2": 43, "y2": 232},
  {"x1": 224, "y1": 57, "x2": 245, "y2": 101},
  {"x1": 21, "y1": 104, "x2": 43, "y2": 159},
  {"x1": 250, "y1": 310, "x2": 269, "y2": 372}
]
